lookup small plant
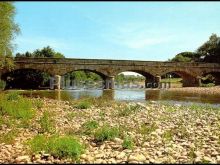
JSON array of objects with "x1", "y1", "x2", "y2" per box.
[
  {"x1": 162, "y1": 130, "x2": 173, "y2": 142},
  {"x1": 74, "y1": 100, "x2": 91, "y2": 109},
  {"x1": 122, "y1": 136, "x2": 134, "y2": 149},
  {"x1": 28, "y1": 135, "x2": 84, "y2": 160},
  {"x1": 39, "y1": 111, "x2": 56, "y2": 133},
  {"x1": 94, "y1": 124, "x2": 120, "y2": 142},
  {"x1": 82, "y1": 120, "x2": 99, "y2": 135}
]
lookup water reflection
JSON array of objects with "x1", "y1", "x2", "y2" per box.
[{"x1": 20, "y1": 89, "x2": 220, "y2": 105}]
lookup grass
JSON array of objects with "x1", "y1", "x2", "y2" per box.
[
  {"x1": 200, "y1": 83, "x2": 215, "y2": 87},
  {"x1": 162, "y1": 130, "x2": 173, "y2": 142},
  {"x1": 27, "y1": 134, "x2": 84, "y2": 160},
  {"x1": 33, "y1": 99, "x2": 43, "y2": 109},
  {"x1": 73, "y1": 100, "x2": 91, "y2": 109},
  {"x1": 0, "y1": 129, "x2": 19, "y2": 144},
  {"x1": 81, "y1": 120, "x2": 99, "y2": 135},
  {"x1": 117, "y1": 104, "x2": 141, "y2": 117},
  {"x1": 94, "y1": 124, "x2": 120, "y2": 142},
  {"x1": 0, "y1": 92, "x2": 34, "y2": 120},
  {"x1": 122, "y1": 135, "x2": 134, "y2": 149},
  {"x1": 138, "y1": 122, "x2": 158, "y2": 135},
  {"x1": 38, "y1": 110, "x2": 56, "y2": 133},
  {"x1": 160, "y1": 78, "x2": 182, "y2": 83}
]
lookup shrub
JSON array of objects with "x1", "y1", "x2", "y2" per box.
[
  {"x1": 122, "y1": 136, "x2": 134, "y2": 149},
  {"x1": 39, "y1": 111, "x2": 56, "y2": 133},
  {"x1": 28, "y1": 135, "x2": 84, "y2": 160},
  {"x1": 94, "y1": 124, "x2": 120, "y2": 142}
]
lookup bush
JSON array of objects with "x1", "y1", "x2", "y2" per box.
[
  {"x1": 28, "y1": 135, "x2": 84, "y2": 160},
  {"x1": 39, "y1": 111, "x2": 56, "y2": 133},
  {"x1": 122, "y1": 136, "x2": 134, "y2": 149},
  {"x1": 94, "y1": 124, "x2": 120, "y2": 142},
  {"x1": 0, "y1": 80, "x2": 6, "y2": 90}
]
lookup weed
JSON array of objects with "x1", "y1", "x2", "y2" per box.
[{"x1": 122, "y1": 136, "x2": 134, "y2": 149}]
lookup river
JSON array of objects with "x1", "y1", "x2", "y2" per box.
[{"x1": 18, "y1": 88, "x2": 220, "y2": 107}]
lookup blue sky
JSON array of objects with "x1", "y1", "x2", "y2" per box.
[{"x1": 14, "y1": 2, "x2": 220, "y2": 61}]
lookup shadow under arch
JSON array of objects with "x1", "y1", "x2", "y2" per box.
[
  {"x1": 2, "y1": 68, "x2": 53, "y2": 89},
  {"x1": 160, "y1": 70, "x2": 200, "y2": 87},
  {"x1": 201, "y1": 71, "x2": 220, "y2": 85}
]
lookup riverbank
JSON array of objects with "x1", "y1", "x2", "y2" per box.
[
  {"x1": 167, "y1": 86, "x2": 220, "y2": 95},
  {"x1": 0, "y1": 92, "x2": 220, "y2": 164}
]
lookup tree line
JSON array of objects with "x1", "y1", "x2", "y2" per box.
[{"x1": 169, "y1": 34, "x2": 220, "y2": 63}]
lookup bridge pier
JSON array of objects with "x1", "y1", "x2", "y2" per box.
[
  {"x1": 50, "y1": 75, "x2": 61, "y2": 90},
  {"x1": 104, "y1": 76, "x2": 114, "y2": 89}
]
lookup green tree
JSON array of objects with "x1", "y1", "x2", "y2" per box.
[
  {"x1": 169, "y1": 52, "x2": 201, "y2": 62},
  {"x1": 197, "y1": 34, "x2": 220, "y2": 62},
  {"x1": 0, "y1": 2, "x2": 20, "y2": 70}
]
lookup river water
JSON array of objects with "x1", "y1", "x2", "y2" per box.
[{"x1": 19, "y1": 88, "x2": 220, "y2": 107}]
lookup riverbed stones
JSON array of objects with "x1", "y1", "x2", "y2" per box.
[{"x1": 1, "y1": 90, "x2": 220, "y2": 164}]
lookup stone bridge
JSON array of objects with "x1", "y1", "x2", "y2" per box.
[{"x1": 1, "y1": 57, "x2": 220, "y2": 89}]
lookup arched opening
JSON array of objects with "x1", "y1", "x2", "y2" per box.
[
  {"x1": 201, "y1": 72, "x2": 220, "y2": 87},
  {"x1": 160, "y1": 72, "x2": 183, "y2": 88},
  {"x1": 62, "y1": 69, "x2": 105, "y2": 89},
  {"x1": 160, "y1": 71, "x2": 199, "y2": 87},
  {"x1": 115, "y1": 71, "x2": 156, "y2": 89},
  {"x1": 2, "y1": 69, "x2": 52, "y2": 89}
]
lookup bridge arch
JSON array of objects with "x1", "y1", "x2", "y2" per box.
[
  {"x1": 2, "y1": 68, "x2": 53, "y2": 89},
  {"x1": 160, "y1": 69, "x2": 200, "y2": 87},
  {"x1": 114, "y1": 70, "x2": 159, "y2": 88},
  {"x1": 201, "y1": 71, "x2": 220, "y2": 86}
]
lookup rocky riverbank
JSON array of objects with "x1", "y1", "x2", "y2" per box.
[
  {"x1": 0, "y1": 96, "x2": 220, "y2": 164},
  {"x1": 168, "y1": 86, "x2": 220, "y2": 95}
]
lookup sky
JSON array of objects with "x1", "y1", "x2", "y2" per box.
[{"x1": 14, "y1": 1, "x2": 220, "y2": 62}]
